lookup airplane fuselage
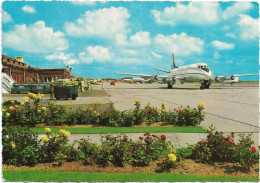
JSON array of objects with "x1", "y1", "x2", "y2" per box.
[{"x1": 166, "y1": 63, "x2": 213, "y2": 84}]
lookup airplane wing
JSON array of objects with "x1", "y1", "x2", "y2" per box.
[
  {"x1": 213, "y1": 73, "x2": 258, "y2": 83},
  {"x1": 115, "y1": 72, "x2": 155, "y2": 78},
  {"x1": 216, "y1": 73, "x2": 259, "y2": 78},
  {"x1": 152, "y1": 67, "x2": 170, "y2": 73}
]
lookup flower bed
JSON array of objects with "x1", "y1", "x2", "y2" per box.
[
  {"x1": 2, "y1": 93, "x2": 205, "y2": 127},
  {"x1": 2, "y1": 126, "x2": 258, "y2": 173}
]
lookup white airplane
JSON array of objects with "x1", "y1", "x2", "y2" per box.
[
  {"x1": 115, "y1": 72, "x2": 161, "y2": 83},
  {"x1": 116, "y1": 53, "x2": 258, "y2": 89}
]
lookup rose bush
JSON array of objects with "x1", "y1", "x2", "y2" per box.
[{"x1": 190, "y1": 126, "x2": 259, "y2": 172}]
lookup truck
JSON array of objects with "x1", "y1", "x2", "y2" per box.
[{"x1": 54, "y1": 79, "x2": 79, "y2": 100}]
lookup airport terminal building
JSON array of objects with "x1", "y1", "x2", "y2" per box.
[{"x1": 2, "y1": 54, "x2": 74, "y2": 83}]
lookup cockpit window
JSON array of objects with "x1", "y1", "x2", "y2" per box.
[{"x1": 198, "y1": 65, "x2": 209, "y2": 72}]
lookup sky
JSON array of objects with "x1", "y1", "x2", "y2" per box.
[{"x1": 1, "y1": 1, "x2": 259, "y2": 80}]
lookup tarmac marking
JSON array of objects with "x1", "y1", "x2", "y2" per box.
[
  {"x1": 62, "y1": 92, "x2": 83, "y2": 106},
  {"x1": 148, "y1": 95, "x2": 259, "y2": 129}
]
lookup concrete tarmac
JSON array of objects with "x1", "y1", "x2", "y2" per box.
[{"x1": 2, "y1": 82, "x2": 259, "y2": 147}]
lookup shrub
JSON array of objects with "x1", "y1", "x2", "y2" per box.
[
  {"x1": 157, "y1": 148, "x2": 178, "y2": 172},
  {"x1": 63, "y1": 143, "x2": 80, "y2": 162},
  {"x1": 2, "y1": 127, "x2": 40, "y2": 166},
  {"x1": 38, "y1": 129, "x2": 70, "y2": 163},
  {"x1": 45, "y1": 102, "x2": 67, "y2": 125},
  {"x1": 190, "y1": 126, "x2": 259, "y2": 172},
  {"x1": 78, "y1": 138, "x2": 98, "y2": 165},
  {"x1": 130, "y1": 133, "x2": 171, "y2": 166},
  {"x1": 175, "y1": 105, "x2": 204, "y2": 126},
  {"x1": 132, "y1": 99, "x2": 145, "y2": 125},
  {"x1": 66, "y1": 107, "x2": 98, "y2": 125},
  {"x1": 101, "y1": 135, "x2": 131, "y2": 167}
]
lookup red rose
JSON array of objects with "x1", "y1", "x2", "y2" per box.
[
  {"x1": 221, "y1": 137, "x2": 226, "y2": 140},
  {"x1": 144, "y1": 132, "x2": 150, "y2": 136},
  {"x1": 135, "y1": 144, "x2": 139, "y2": 148},
  {"x1": 236, "y1": 146, "x2": 240, "y2": 150},
  {"x1": 139, "y1": 137, "x2": 143, "y2": 140},
  {"x1": 152, "y1": 135, "x2": 158, "y2": 138},
  {"x1": 251, "y1": 146, "x2": 257, "y2": 152},
  {"x1": 146, "y1": 147, "x2": 150, "y2": 151},
  {"x1": 32, "y1": 106, "x2": 36, "y2": 110},
  {"x1": 197, "y1": 141, "x2": 202, "y2": 144},
  {"x1": 144, "y1": 137, "x2": 150, "y2": 144},
  {"x1": 2, "y1": 129, "x2": 6, "y2": 135},
  {"x1": 227, "y1": 139, "x2": 234, "y2": 144},
  {"x1": 123, "y1": 137, "x2": 128, "y2": 142},
  {"x1": 203, "y1": 141, "x2": 208, "y2": 144},
  {"x1": 11, "y1": 108, "x2": 16, "y2": 112},
  {"x1": 128, "y1": 150, "x2": 133, "y2": 154},
  {"x1": 161, "y1": 135, "x2": 166, "y2": 141}
]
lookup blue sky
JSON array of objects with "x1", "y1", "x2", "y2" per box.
[{"x1": 1, "y1": 1, "x2": 259, "y2": 80}]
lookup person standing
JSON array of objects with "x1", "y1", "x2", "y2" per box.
[{"x1": 50, "y1": 81, "x2": 55, "y2": 100}]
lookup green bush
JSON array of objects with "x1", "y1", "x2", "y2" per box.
[
  {"x1": 2, "y1": 127, "x2": 40, "y2": 166},
  {"x1": 63, "y1": 143, "x2": 80, "y2": 162},
  {"x1": 190, "y1": 126, "x2": 259, "y2": 172},
  {"x1": 38, "y1": 129, "x2": 70, "y2": 163},
  {"x1": 45, "y1": 102, "x2": 67, "y2": 126},
  {"x1": 78, "y1": 138, "x2": 98, "y2": 165}
]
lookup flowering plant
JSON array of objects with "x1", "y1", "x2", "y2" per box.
[{"x1": 190, "y1": 125, "x2": 259, "y2": 172}]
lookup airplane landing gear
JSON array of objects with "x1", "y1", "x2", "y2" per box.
[{"x1": 200, "y1": 81, "x2": 210, "y2": 90}]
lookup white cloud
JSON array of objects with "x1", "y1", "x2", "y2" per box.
[
  {"x1": 213, "y1": 51, "x2": 220, "y2": 59},
  {"x1": 222, "y1": 2, "x2": 252, "y2": 20},
  {"x1": 151, "y1": 2, "x2": 220, "y2": 26},
  {"x1": 130, "y1": 31, "x2": 151, "y2": 46},
  {"x1": 2, "y1": 10, "x2": 12, "y2": 23},
  {"x1": 121, "y1": 49, "x2": 138, "y2": 56},
  {"x1": 225, "y1": 33, "x2": 236, "y2": 39},
  {"x1": 64, "y1": 7, "x2": 130, "y2": 39},
  {"x1": 71, "y1": 1, "x2": 96, "y2": 6},
  {"x1": 237, "y1": 14, "x2": 258, "y2": 40},
  {"x1": 3, "y1": 21, "x2": 68, "y2": 53},
  {"x1": 154, "y1": 32, "x2": 204, "y2": 56},
  {"x1": 22, "y1": 5, "x2": 36, "y2": 14},
  {"x1": 151, "y1": 51, "x2": 162, "y2": 59},
  {"x1": 45, "y1": 52, "x2": 72, "y2": 61},
  {"x1": 79, "y1": 46, "x2": 113, "y2": 64},
  {"x1": 210, "y1": 40, "x2": 234, "y2": 50}
]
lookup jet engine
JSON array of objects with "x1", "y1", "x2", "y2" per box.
[{"x1": 152, "y1": 73, "x2": 158, "y2": 80}]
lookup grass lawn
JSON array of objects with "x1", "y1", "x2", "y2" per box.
[
  {"x1": 30, "y1": 126, "x2": 206, "y2": 134},
  {"x1": 3, "y1": 170, "x2": 258, "y2": 182}
]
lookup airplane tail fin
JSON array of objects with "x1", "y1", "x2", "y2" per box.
[{"x1": 171, "y1": 53, "x2": 178, "y2": 69}]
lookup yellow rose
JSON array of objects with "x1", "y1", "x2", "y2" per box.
[
  {"x1": 197, "y1": 102, "x2": 206, "y2": 109},
  {"x1": 170, "y1": 148, "x2": 176, "y2": 154},
  {"x1": 20, "y1": 101, "x2": 24, "y2": 105},
  {"x1": 11, "y1": 100, "x2": 15, "y2": 104},
  {"x1": 15, "y1": 105, "x2": 18, "y2": 108},
  {"x1": 6, "y1": 113, "x2": 10, "y2": 117},
  {"x1": 42, "y1": 136, "x2": 49, "y2": 142},
  {"x1": 2, "y1": 108, "x2": 6, "y2": 112},
  {"x1": 64, "y1": 131, "x2": 70, "y2": 138},
  {"x1": 45, "y1": 128, "x2": 51, "y2": 133},
  {"x1": 135, "y1": 99, "x2": 141, "y2": 103},
  {"x1": 11, "y1": 141, "x2": 16, "y2": 149},
  {"x1": 92, "y1": 101, "x2": 97, "y2": 105},
  {"x1": 37, "y1": 109, "x2": 42, "y2": 113},
  {"x1": 168, "y1": 153, "x2": 177, "y2": 162},
  {"x1": 59, "y1": 129, "x2": 66, "y2": 135},
  {"x1": 42, "y1": 107, "x2": 47, "y2": 111},
  {"x1": 24, "y1": 96, "x2": 30, "y2": 102},
  {"x1": 32, "y1": 94, "x2": 37, "y2": 99},
  {"x1": 9, "y1": 106, "x2": 13, "y2": 110},
  {"x1": 41, "y1": 94, "x2": 44, "y2": 97}
]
